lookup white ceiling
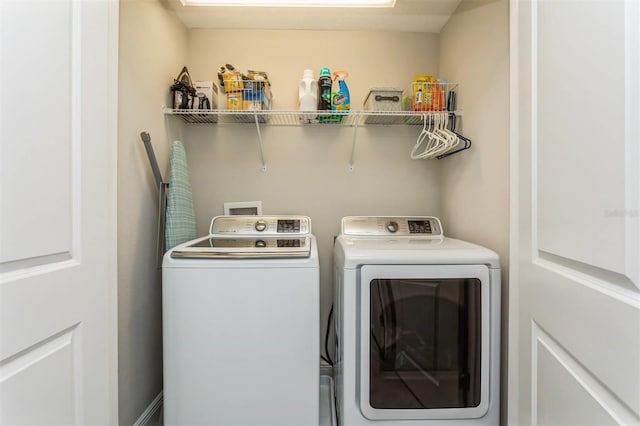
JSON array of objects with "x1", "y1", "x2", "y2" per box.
[{"x1": 163, "y1": 0, "x2": 463, "y2": 33}]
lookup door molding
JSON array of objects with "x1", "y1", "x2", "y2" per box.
[{"x1": 531, "y1": 322, "x2": 637, "y2": 425}]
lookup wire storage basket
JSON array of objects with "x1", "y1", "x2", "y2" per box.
[
  {"x1": 223, "y1": 78, "x2": 273, "y2": 123},
  {"x1": 409, "y1": 81, "x2": 458, "y2": 113}
]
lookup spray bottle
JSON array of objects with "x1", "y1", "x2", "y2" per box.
[{"x1": 331, "y1": 70, "x2": 350, "y2": 112}]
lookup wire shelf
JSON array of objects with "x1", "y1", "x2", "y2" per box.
[
  {"x1": 163, "y1": 97, "x2": 468, "y2": 170},
  {"x1": 164, "y1": 108, "x2": 459, "y2": 126}
]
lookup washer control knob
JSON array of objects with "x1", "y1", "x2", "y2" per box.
[
  {"x1": 255, "y1": 220, "x2": 267, "y2": 232},
  {"x1": 255, "y1": 240, "x2": 267, "y2": 248},
  {"x1": 386, "y1": 221, "x2": 399, "y2": 233}
]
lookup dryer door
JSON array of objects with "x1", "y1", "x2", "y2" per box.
[{"x1": 359, "y1": 264, "x2": 491, "y2": 420}]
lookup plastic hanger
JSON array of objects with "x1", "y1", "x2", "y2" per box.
[
  {"x1": 421, "y1": 113, "x2": 455, "y2": 159},
  {"x1": 411, "y1": 112, "x2": 472, "y2": 160},
  {"x1": 435, "y1": 112, "x2": 472, "y2": 159},
  {"x1": 411, "y1": 115, "x2": 447, "y2": 160},
  {"x1": 431, "y1": 113, "x2": 458, "y2": 157},
  {"x1": 411, "y1": 115, "x2": 434, "y2": 159}
]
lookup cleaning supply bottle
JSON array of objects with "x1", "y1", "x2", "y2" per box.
[
  {"x1": 317, "y1": 67, "x2": 332, "y2": 111},
  {"x1": 298, "y1": 69, "x2": 318, "y2": 123},
  {"x1": 331, "y1": 70, "x2": 350, "y2": 111},
  {"x1": 299, "y1": 69, "x2": 317, "y2": 110}
]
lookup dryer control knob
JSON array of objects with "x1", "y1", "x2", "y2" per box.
[
  {"x1": 255, "y1": 220, "x2": 267, "y2": 232},
  {"x1": 255, "y1": 239, "x2": 267, "y2": 248},
  {"x1": 386, "y1": 221, "x2": 399, "y2": 233}
]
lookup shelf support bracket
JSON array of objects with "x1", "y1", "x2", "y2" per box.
[
  {"x1": 348, "y1": 112, "x2": 360, "y2": 172},
  {"x1": 254, "y1": 114, "x2": 267, "y2": 172}
]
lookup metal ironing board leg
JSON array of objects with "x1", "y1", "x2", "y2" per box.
[{"x1": 141, "y1": 131, "x2": 169, "y2": 267}]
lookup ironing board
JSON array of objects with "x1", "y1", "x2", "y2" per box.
[{"x1": 165, "y1": 140, "x2": 197, "y2": 251}]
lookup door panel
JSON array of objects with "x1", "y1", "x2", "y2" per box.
[
  {"x1": 511, "y1": 0, "x2": 640, "y2": 424},
  {"x1": 0, "y1": 329, "x2": 77, "y2": 425},
  {"x1": 0, "y1": 0, "x2": 73, "y2": 264},
  {"x1": 529, "y1": 265, "x2": 640, "y2": 415},
  {"x1": 0, "y1": 1, "x2": 118, "y2": 424},
  {"x1": 533, "y1": 323, "x2": 635, "y2": 425},
  {"x1": 536, "y1": 0, "x2": 629, "y2": 275}
]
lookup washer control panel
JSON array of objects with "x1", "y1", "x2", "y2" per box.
[
  {"x1": 209, "y1": 215, "x2": 311, "y2": 236},
  {"x1": 341, "y1": 216, "x2": 443, "y2": 237}
]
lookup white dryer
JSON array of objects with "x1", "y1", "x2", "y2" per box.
[
  {"x1": 333, "y1": 216, "x2": 500, "y2": 426},
  {"x1": 163, "y1": 215, "x2": 319, "y2": 426}
]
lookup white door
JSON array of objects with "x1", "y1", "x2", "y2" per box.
[
  {"x1": 510, "y1": 0, "x2": 640, "y2": 425},
  {"x1": 0, "y1": 1, "x2": 118, "y2": 424}
]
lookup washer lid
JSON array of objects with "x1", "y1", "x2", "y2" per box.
[
  {"x1": 169, "y1": 215, "x2": 313, "y2": 259},
  {"x1": 170, "y1": 235, "x2": 311, "y2": 259}
]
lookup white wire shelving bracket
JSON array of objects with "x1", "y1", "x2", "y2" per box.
[
  {"x1": 163, "y1": 108, "x2": 465, "y2": 171},
  {"x1": 253, "y1": 114, "x2": 267, "y2": 172}
]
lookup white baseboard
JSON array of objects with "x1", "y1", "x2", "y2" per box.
[{"x1": 133, "y1": 391, "x2": 163, "y2": 426}]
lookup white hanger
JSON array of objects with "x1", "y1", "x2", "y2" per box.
[
  {"x1": 417, "y1": 114, "x2": 448, "y2": 159},
  {"x1": 410, "y1": 114, "x2": 432, "y2": 159},
  {"x1": 431, "y1": 112, "x2": 459, "y2": 157}
]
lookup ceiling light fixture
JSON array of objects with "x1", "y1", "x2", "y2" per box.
[{"x1": 181, "y1": 0, "x2": 396, "y2": 7}]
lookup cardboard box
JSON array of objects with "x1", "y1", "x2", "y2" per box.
[
  {"x1": 172, "y1": 90, "x2": 193, "y2": 109},
  {"x1": 412, "y1": 74, "x2": 435, "y2": 111},
  {"x1": 243, "y1": 80, "x2": 264, "y2": 91},
  {"x1": 242, "y1": 89, "x2": 271, "y2": 111},
  {"x1": 243, "y1": 79, "x2": 271, "y2": 98},
  {"x1": 222, "y1": 71, "x2": 244, "y2": 93},
  {"x1": 226, "y1": 92, "x2": 243, "y2": 110},
  {"x1": 193, "y1": 81, "x2": 218, "y2": 110},
  {"x1": 243, "y1": 100, "x2": 265, "y2": 111}
]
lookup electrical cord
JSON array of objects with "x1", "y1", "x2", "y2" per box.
[{"x1": 320, "y1": 304, "x2": 334, "y2": 366}]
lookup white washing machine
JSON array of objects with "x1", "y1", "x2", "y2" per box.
[
  {"x1": 333, "y1": 216, "x2": 500, "y2": 426},
  {"x1": 163, "y1": 215, "x2": 319, "y2": 426}
]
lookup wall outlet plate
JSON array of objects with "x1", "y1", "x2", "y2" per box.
[{"x1": 223, "y1": 201, "x2": 263, "y2": 216}]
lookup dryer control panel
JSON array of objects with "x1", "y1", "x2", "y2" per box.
[
  {"x1": 209, "y1": 215, "x2": 311, "y2": 236},
  {"x1": 341, "y1": 216, "x2": 443, "y2": 237}
]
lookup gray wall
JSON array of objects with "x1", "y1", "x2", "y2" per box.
[
  {"x1": 118, "y1": 1, "x2": 187, "y2": 424},
  {"x1": 438, "y1": 0, "x2": 510, "y2": 421},
  {"x1": 176, "y1": 29, "x2": 443, "y2": 348}
]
